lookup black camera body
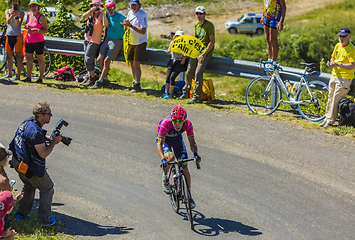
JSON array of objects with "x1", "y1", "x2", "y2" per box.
[
  {"x1": 84, "y1": 16, "x2": 94, "y2": 36},
  {"x1": 50, "y1": 119, "x2": 72, "y2": 146}
]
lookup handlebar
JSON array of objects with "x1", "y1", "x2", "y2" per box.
[
  {"x1": 167, "y1": 158, "x2": 201, "y2": 169},
  {"x1": 259, "y1": 59, "x2": 282, "y2": 72}
]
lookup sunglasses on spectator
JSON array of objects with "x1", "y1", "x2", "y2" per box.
[
  {"x1": 172, "y1": 119, "x2": 184, "y2": 124},
  {"x1": 106, "y1": 7, "x2": 115, "y2": 10},
  {"x1": 195, "y1": 12, "x2": 204, "y2": 15},
  {"x1": 339, "y1": 35, "x2": 349, "y2": 38},
  {"x1": 42, "y1": 111, "x2": 52, "y2": 116}
]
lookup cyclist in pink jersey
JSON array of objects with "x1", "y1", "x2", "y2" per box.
[
  {"x1": 22, "y1": 0, "x2": 48, "y2": 84},
  {"x1": 157, "y1": 106, "x2": 201, "y2": 208}
]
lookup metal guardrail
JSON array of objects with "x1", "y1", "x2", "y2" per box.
[{"x1": 43, "y1": 36, "x2": 355, "y2": 96}]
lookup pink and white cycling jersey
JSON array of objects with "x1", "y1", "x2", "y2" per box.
[{"x1": 157, "y1": 117, "x2": 194, "y2": 140}]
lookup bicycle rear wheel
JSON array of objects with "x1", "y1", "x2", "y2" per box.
[
  {"x1": 168, "y1": 165, "x2": 180, "y2": 213},
  {"x1": 296, "y1": 81, "x2": 329, "y2": 121},
  {"x1": 181, "y1": 174, "x2": 193, "y2": 229},
  {"x1": 245, "y1": 76, "x2": 281, "y2": 115},
  {"x1": 22, "y1": 46, "x2": 51, "y2": 78}
]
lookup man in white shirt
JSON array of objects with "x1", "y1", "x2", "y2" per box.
[{"x1": 121, "y1": 0, "x2": 148, "y2": 93}]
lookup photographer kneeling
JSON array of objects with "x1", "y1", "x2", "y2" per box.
[{"x1": 9, "y1": 101, "x2": 61, "y2": 226}]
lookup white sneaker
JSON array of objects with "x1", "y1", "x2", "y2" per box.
[
  {"x1": 319, "y1": 120, "x2": 327, "y2": 127},
  {"x1": 323, "y1": 122, "x2": 331, "y2": 128}
]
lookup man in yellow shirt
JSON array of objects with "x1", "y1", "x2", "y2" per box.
[{"x1": 320, "y1": 28, "x2": 355, "y2": 127}]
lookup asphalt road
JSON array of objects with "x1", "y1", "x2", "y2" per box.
[{"x1": 1, "y1": 83, "x2": 355, "y2": 239}]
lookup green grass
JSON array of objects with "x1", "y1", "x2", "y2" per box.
[{"x1": 8, "y1": 194, "x2": 76, "y2": 239}]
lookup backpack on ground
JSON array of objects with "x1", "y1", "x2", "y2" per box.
[
  {"x1": 338, "y1": 98, "x2": 355, "y2": 127},
  {"x1": 54, "y1": 66, "x2": 76, "y2": 81}
]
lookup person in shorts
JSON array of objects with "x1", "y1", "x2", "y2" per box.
[
  {"x1": 23, "y1": 0, "x2": 48, "y2": 84},
  {"x1": 156, "y1": 106, "x2": 201, "y2": 208},
  {"x1": 5, "y1": 0, "x2": 25, "y2": 81},
  {"x1": 120, "y1": 0, "x2": 148, "y2": 93},
  {"x1": 260, "y1": 0, "x2": 286, "y2": 63},
  {"x1": 91, "y1": 0, "x2": 125, "y2": 89}
]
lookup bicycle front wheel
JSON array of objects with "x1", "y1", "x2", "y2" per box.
[
  {"x1": 22, "y1": 46, "x2": 51, "y2": 78},
  {"x1": 181, "y1": 174, "x2": 193, "y2": 229},
  {"x1": 245, "y1": 76, "x2": 281, "y2": 115},
  {"x1": 296, "y1": 81, "x2": 329, "y2": 121},
  {"x1": 168, "y1": 165, "x2": 179, "y2": 213},
  {"x1": 245, "y1": 77, "x2": 281, "y2": 115}
]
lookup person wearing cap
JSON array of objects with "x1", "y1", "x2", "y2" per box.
[
  {"x1": 179, "y1": 6, "x2": 215, "y2": 104},
  {"x1": 9, "y1": 101, "x2": 62, "y2": 226},
  {"x1": 22, "y1": 0, "x2": 48, "y2": 84},
  {"x1": 260, "y1": 0, "x2": 286, "y2": 63},
  {"x1": 4, "y1": 0, "x2": 25, "y2": 81},
  {"x1": 319, "y1": 28, "x2": 355, "y2": 128},
  {"x1": 91, "y1": 0, "x2": 126, "y2": 89},
  {"x1": 81, "y1": 0, "x2": 108, "y2": 87},
  {"x1": 0, "y1": 144, "x2": 23, "y2": 239},
  {"x1": 0, "y1": 191, "x2": 17, "y2": 239},
  {"x1": 161, "y1": 30, "x2": 188, "y2": 99},
  {"x1": 120, "y1": 0, "x2": 148, "y2": 93}
]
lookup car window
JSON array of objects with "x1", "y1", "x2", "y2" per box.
[
  {"x1": 256, "y1": 18, "x2": 261, "y2": 23},
  {"x1": 244, "y1": 18, "x2": 253, "y2": 23}
]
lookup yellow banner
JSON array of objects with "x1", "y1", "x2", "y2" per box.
[
  {"x1": 123, "y1": 29, "x2": 131, "y2": 67},
  {"x1": 170, "y1": 35, "x2": 206, "y2": 59}
]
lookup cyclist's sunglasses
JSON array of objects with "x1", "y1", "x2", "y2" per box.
[
  {"x1": 106, "y1": 7, "x2": 115, "y2": 10},
  {"x1": 172, "y1": 119, "x2": 184, "y2": 124}
]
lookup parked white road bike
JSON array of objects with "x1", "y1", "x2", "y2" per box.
[{"x1": 245, "y1": 60, "x2": 329, "y2": 122}]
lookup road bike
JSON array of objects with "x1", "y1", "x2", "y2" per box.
[
  {"x1": 245, "y1": 60, "x2": 329, "y2": 121},
  {"x1": 165, "y1": 158, "x2": 200, "y2": 229},
  {"x1": 0, "y1": 23, "x2": 52, "y2": 79}
]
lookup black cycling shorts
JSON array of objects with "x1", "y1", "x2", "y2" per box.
[{"x1": 25, "y1": 41, "x2": 45, "y2": 55}]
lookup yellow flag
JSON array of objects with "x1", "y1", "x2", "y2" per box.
[
  {"x1": 170, "y1": 35, "x2": 206, "y2": 59},
  {"x1": 123, "y1": 29, "x2": 131, "y2": 67}
]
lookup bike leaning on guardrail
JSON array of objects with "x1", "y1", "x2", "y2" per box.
[{"x1": 245, "y1": 60, "x2": 329, "y2": 121}]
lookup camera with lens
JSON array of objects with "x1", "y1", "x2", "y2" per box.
[
  {"x1": 50, "y1": 119, "x2": 72, "y2": 146},
  {"x1": 84, "y1": 16, "x2": 94, "y2": 36}
]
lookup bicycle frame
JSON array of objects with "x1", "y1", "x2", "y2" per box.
[{"x1": 263, "y1": 62, "x2": 320, "y2": 106}]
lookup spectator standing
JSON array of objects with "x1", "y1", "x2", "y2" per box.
[
  {"x1": 179, "y1": 6, "x2": 215, "y2": 104},
  {"x1": 22, "y1": 0, "x2": 48, "y2": 84},
  {"x1": 161, "y1": 30, "x2": 188, "y2": 99},
  {"x1": 0, "y1": 144, "x2": 23, "y2": 239},
  {"x1": 9, "y1": 101, "x2": 62, "y2": 226},
  {"x1": 4, "y1": 0, "x2": 25, "y2": 81},
  {"x1": 120, "y1": 0, "x2": 148, "y2": 93},
  {"x1": 260, "y1": 0, "x2": 286, "y2": 62},
  {"x1": 81, "y1": 0, "x2": 108, "y2": 87},
  {"x1": 319, "y1": 28, "x2": 355, "y2": 128},
  {"x1": 91, "y1": 0, "x2": 125, "y2": 89}
]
